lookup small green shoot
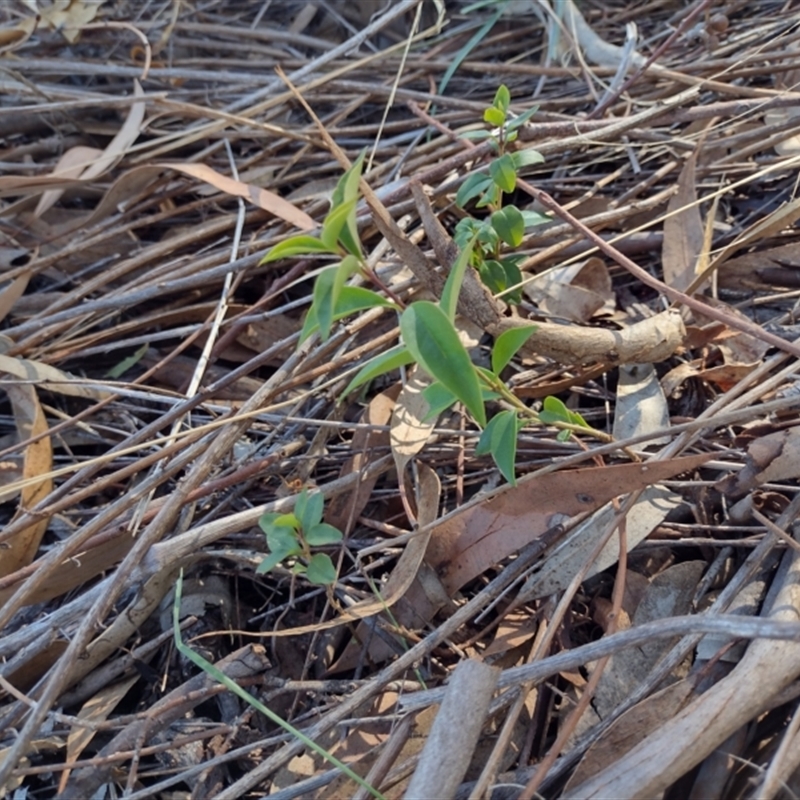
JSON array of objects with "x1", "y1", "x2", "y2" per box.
[
  {"x1": 173, "y1": 571, "x2": 385, "y2": 799},
  {"x1": 257, "y1": 488, "x2": 343, "y2": 586}
]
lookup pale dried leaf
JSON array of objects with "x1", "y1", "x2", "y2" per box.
[
  {"x1": 0, "y1": 270, "x2": 32, "y2": 326},
  {"x1": 716, "y1": 426, "x2": 800, "y2": 497},
  {"x1": 34, "y1": 146, "x2": 104, "y2": 218},
  {"x1": 428, "y1": 457, "x2": 709, "y2": 597},
  {"x1": 662, "y1": 152, "x2": 704, "y2": 292},
  {"x1": 612, "y1": 363, "x2": 670, "y2": 445},
  {"x1": 59, "y1": 675, "x2": 138, "y2": 793},
  {"x1": 523, "y1": 257, "x2": 613, "y2": 322},
  {"x1": 0, "y1": 385, "x2": 52, "y2": 578},
  {"x1": 391, "y1": 368, "x2": 436, "y2": 475},
  {"x1": 592, "y1": 560, "x2": 705, "y2": 719},
  {"x1": 0, "y1": 353, "x2": 110, "y2": 400},
  {"x1": 518, "y1": 485, "x2": 684, "y2": 602}
]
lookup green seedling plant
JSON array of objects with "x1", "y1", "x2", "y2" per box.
[
  {"x1": 454, "y1": 84, "x2": 549, "y2": 304},
  {"x1": 260, "y1": 88, "x2": 609, "y2": 489},
  {"x1": 257, "y1": 488, "x2": 343, "y2": 586}
]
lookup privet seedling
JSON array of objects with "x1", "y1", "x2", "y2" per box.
[
  {"x1": 257, "y1": 488, "x2": 343, "y2": 586},
  {"x1": 259, "y1": 85, "x2": 604, "y2": 493}
]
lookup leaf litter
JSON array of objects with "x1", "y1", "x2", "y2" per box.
[{"x1": 5, "y1": 1, "x2": 800, "y2": 798}]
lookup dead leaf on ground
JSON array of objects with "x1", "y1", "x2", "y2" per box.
[
  {"x1": 716, "y1": 426, "x2": 800, "y2": 498},
  {"x1": 565, "y1": 679, "x2": 697, "y2": 791},
  {"x1": 21, "y1": 0, "x2": 102, "y2": 43},
  {"x1": 591, "y1": 560, "x2": 705, "y2": 719},
  {"x1": 523, "y1": 257, "x2": 614, "y2": 322},
  {"x1": 662, "y1": 151, "x2": 704, "y2": 292},
  {"x1": 59, "y1": 675, "x2": 138, "y2": 793},
  {"x1": 391, "y1": 367, "x2": 436, "y2": 476},
  {"x1": 0, "y1": 385, "x2": 52, "y2": 578},
  {"x1": 428, "y1": 455, "x2": 711, "y2": 597},
  {"x1": 612, "y1": 363, "x2": 670, "y2": 444}
]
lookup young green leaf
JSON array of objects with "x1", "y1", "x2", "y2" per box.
[
  {"x1": 256, "y1": 550, "x2": 287, "y2": 575},
  {"x1": 320, "y1": 198, "x2": 357, "y2": 252},
  {"x1": 259, "y1": 512, "x2": 295, "y2": 535},
  {"x1": 489, "y1": 154, "x2": 517, "y2": 194},
  {"x1": 493, "y1": 84, "x2": 511, "y2": 114},
  {"x1": 490, "y1": 205, "x2": 525, "y2": 247},
  {"x1": 484, "y1": 106, "x2": 506, "y2": 127},
  {"x1": 295, "y1": 489, "x2": 324, "y2": 532},
  {"x1": 539, "y1": 395, "x2": 575, "y2": 425},
  {"x1": 305, "y1": 523, "x2": 344, "y2": 546},
  {"x1": 261, "y1": 235, "x2": 335, "y2": 263},
  {"x1": 440, "y1": 235, "x2": 476, "y2": 321},
  {"x1": 312, "y1": 266, "x2": 338, "y2": 341},
  {"x1": 506, "y1": 105, "x2": 539, "y2": 131},
  {"x1": 521, "y1": 209, "x2": 551, "y2": 228},
  {"x1": 305, "y1": 553, "x2": 337, "y2": 585},
  {"x1": 475, "y1": 409, "x2": 519, "y2": 485},
  {"x1": 400, "y1": 301, "x2": 486, "y2": 426},
  {"x1": 511, "y1": 148, "x2": 545, "y2": 169},
  {"x1": 422, "y1": 381, "x2": 458, "y2": 421},
  {"x1": 557, "y1": 429, "x2": 572, "y2": 442},
  {"x1": 492, "y1": 325, "x2": 537, "y2": 375},
  {"x1": 333, "y1": 253, "x2": 361, "y2": 301},
  {"x1": 456, "y1": 173, "x2": 494, "y2": 208},
  {"x1": 266, "y1": 526, "x2": 301, "y2": 559},
  {"x1": 341, "y1": 344, "x2": 415, "y2": 397},
  {"x1": 331, "y1": 151, "x2": 365, "y2": 208},
  {"x1": 459, "y1": 129, "x2": 493, "y2": 141}
]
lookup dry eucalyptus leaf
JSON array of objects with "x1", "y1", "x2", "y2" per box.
[
  {"x1": 391, "y1": 367, "x2": 436, "y2": 475},
  {"x1": 591, "y1": 560, "x2": 705, "y2": 719},
  {"x1": 612, "y1": 363, "x2": 670, "y2": 445},
  {"x1": 716, "y1": 426, "x2": 800, "y2": 497},
  {"x1": 428, "y1": 454, "x2": 710, "y2": 598},
  {"x1": 517, "y1": 484, "x2": 683, "y2": 602},
  {"x1": 1, "y1": 385, "x2": 52, "y2": 578},
  {"x1": 524, "y1": 257, "x2": 613, "y2": 322},
  {"x1": 662, "y1": 152, "x2": 704, "y2": 292},
  {"x1": 565, "y1": 679, "x2": 696, "y2": 792}
]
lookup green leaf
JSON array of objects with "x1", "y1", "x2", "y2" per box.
[
  {"x1": 259, "y1": 512, "x2": 294, "y2": 535},
  {"x1": 305, "y1": 523, "x2": 343, "y2": 546},
  {"x1": 438, "y1": 6, "x2": 503, "y2": 97},
  {"x1": 490, "y1": 205, "x2": 525, "y2": 247},
  {"x1": 459, "y1": 129, "x2": 493, "y2": 141},
  {"x1": 477, "y1": 260, "x2": 506, "y2": 295},
  {"x1": 506, "y1": 105, "x2": 539, "y2": 131},
  {"x1": 312, "y1": 266, "x2": 337, "y2": 341},
  {"x1": 300, "y1": 286, "x2": 398, "y2": 345},
  {"x1": 400, "y1": 301, "x2": 486, "y2": 426},
  {"x1": 334, "y1": 253, "x2": 361, "y2": 301},
  {"x1": 305, "y1": 553, "x2": 337, "y2": 585},
  {"x1": 440, "y1": 235, "x2": 476, "y2": 321},
  {"x1": 475, "y1": 410, "x2": 519, "y2": 485},
  {"x1": 421, "y1": 381, "x2": 458, "y2": 421},
  {"x1": 331, "y1": 151, "x2": 365, "y2": 208},
  {"x1": 266, "y1": 526, "x2": 301, "y2": 558},
  {"x1": 256, "y1": 550, "x2": 286, "y2": 575},
  {"x1": 261, "y1": 235, "x2": 335, "y2": 263},
  {"x1": 557, "y1": 429, "x2": 572, "y2": 442},
  {"x1": 539, "y1": 395, "x2": 575, "y2": 425},
  {"x1": 329, "y1": 153, "x2": 365, "y2": 258},
  {"x1": 105, "y1": 343, "x2": 148, "y2": 378},
  {"x1": 511, "y1": 148, "x2": 544, "y2": 169},
  {"x1": 498, "y1": 258, "x2": 523, "y2": 304},
  {"x1": 493, "y1": 84, "x2": 511, "y2": 114},
  {"x1": 296, "y1": 489, "x2": 324, "y2": 531},
  {"x1": 321, "y1": 198, "x2": 357, "y2": 252},
  {"x1": 341, "y1": 344, "x2": 415, "y2": 397},
  {"x1": 483, "y1": 106, "x2": 506, "y2": 127},
  {"x1": 492, "y1": 325, "x2": 537, "y2": 375},
  {"x1": 456, "y1": 172, "x2": 494, "y2": 208},
  {"x1": 521, "y1": 209, "x2": 551, "y2": 228},
  {"x1": 490, "y1": 154, "x2": 517, "y2": 194}
]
